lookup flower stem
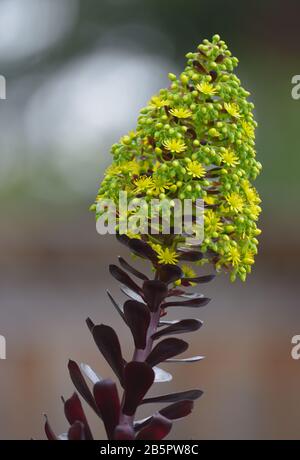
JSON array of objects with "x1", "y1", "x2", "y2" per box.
[
  {"x1": 118, "y1": 269, "x2": 161, "y2": 429},
  {"x1": 133, "y1": 307, "x2": 160, "y2": 362}
]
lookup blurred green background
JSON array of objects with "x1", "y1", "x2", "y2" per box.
[{"x1": 1, "y1": 0, "x2": 300, "y2": 439}]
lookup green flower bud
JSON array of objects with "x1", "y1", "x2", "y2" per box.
[
  {"x1": 168, "y1": 73, "x2": 177, "y2": 81},
  {"x1": 180, "y1": 74, "x2": 189, "y2": 84}
]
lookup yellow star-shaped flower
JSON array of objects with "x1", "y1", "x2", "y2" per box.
[
  {"x1": 156, "y1": 247, "x2": 179, "y2": 265},
  {"x1": 163, "y1": 138, "x2": 186, "y2": 154},
  {"x1": 196, "y1": 82, "x2": 217, "y2": 96},
  {"x1": 150, "y1": 96, "x2": 170, "y2": 108},
  {"x1": 186, "y1": 161, "x2": 206, "y2": 178},
  {"x1": 224, "y1": 102, "x2": 241, "y2": 118},
  {"x1": 225, "y1": 192, "x2": 244, "y2": 213},
  {"x1": 169, "y1": 107, "x2": 192, "y2": 119},
  {"x1": 133, "y1": 176, "x2": 154, "y2": 194},
  {"x1": 220, "y1": 149, "x2": 239, "y2": 167}
]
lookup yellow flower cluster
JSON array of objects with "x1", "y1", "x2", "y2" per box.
[{"x1": 93, "y1": 35, "x2": 262, "y2": 281}]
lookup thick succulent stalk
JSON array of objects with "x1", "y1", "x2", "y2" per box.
[
  {"x1": 44, "y1": 236, "x2": 214, "y2": 440},
  {"x1": 119, "y1": 281, "x2": 160, "y2": 425},
  {"x1": 132, "y1": 306, "x2": 160, "y2": 362},
  {"x1": 118, "y1": 296, "x2": 160, "y2": 430}
]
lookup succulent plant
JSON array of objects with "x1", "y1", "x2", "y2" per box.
[
  {"x1": 44, "y1": 35, "x2": 261, "y2": 440},
  {"x1": 44, "y1": 236, "x2": 213, "y2": 440}
]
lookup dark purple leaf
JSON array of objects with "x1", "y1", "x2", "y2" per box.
[
  {"x1": 128, "y1": 238, "x2": 158, "y2": 263},
  {"x1": 134, "y1": 400, "x2": 194, "y2": 431},
  {"x1": 109, "y1": 265, "x2": 142, "y2": 295},
  {"x1": 163, "y1": 297, "x2": 211, "y2": 308},
  {"x1": 151, "y1": 319, "x2": 203, "y2": 340},
  {"x1": 215, "y1": 54, "x2": 225, "y2": 63},
  {"x1": 123, "y1": 362, "x2": 155, "y2": 416},
  {"x1": 165, "y1": 288, "x2": 185, "y2": 297},
  {"x1": 93, "y1": 379, "x2": 120, "y2": 440},
  {"x1": 142, "y1": 389, "x2": 203, "y2": 404},
  {"x1": 204, "y1": 204, "x2": 219, "y2": 210},
  {"x1": 136, "y1": 414, "x2": 172, "y2": 440},
  {"x1": 207, "y1": 166, "x2": 222, "y2": 173},
  {"x1": 206, "y1": 188, "x2": 219, "y2": 194},
  {"x1": 158, "y1": 265, "x2": 183, "y2": 284},
  {"x1": 118, "y1": 256, "x2": 149, "y2": 281},
  {"x1": 114, "y1": 425, "x2": 135, "y2": 440},
  {"x1": 204, "y1": 249, "x2": 218, "y2": 258},
  {"x1": 68, "y1": 360, "x2": 99, "y2": 415},
  {"x1": 146, "y1": 338, "x2": 188, "y2": 367},
  {"x1": 135, "y1": 401, "x2": 194, "y2": 431},
  {"x1": 181, "y1": 274, "x2": 216, "y2": 284},
  {"x1": 116, "y1": 233, "x2": 131, "y2": 247},
  {"x1": 209, "y1": 70, "x2": 218, "y2": 82},
  {"x1": 67, "y1": 421, "x2": 85, "y2": 440},
  {"x1": 92, "y1": 325, "x2": 124, "y2": 384},
  {"x1": 143, "y1": 280, "x2": 168, "y2": 312},
  {"x1": 44, "y1": 415, "x2": 58, "y2": 440},
  {"x1": 178, "y1": 250, "x2": 203, "y2": 261},
  {"x1": 107, "y1": 290, "x2": 126, "y2": 322},
  {"x1": 193, "y1": 60, "x2": 207, "y2": 73},
  {"x1": 186, "y1": 128, "x2": 197, "y2": 139},
  {"x1": 123, "y1": 300, "x2": 150, "y2": 349},
  {"x1": 86, "y1": 317, "x2": 95, "y2": 332},
  {"x1": 160, "y1": 400, "x2": 194, "y2": 420},
  {"x1": 63, "y1": 393, "x2": 93, "y2": 440}
]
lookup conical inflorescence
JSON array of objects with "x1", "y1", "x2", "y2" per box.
[{"x1": 92, "y1": 35, "x2": 262, "y2": 281}]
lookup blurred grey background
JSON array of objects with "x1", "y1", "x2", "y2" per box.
[{"x1": 1, "y1": 0, "x2": 300, "y2": 440}]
